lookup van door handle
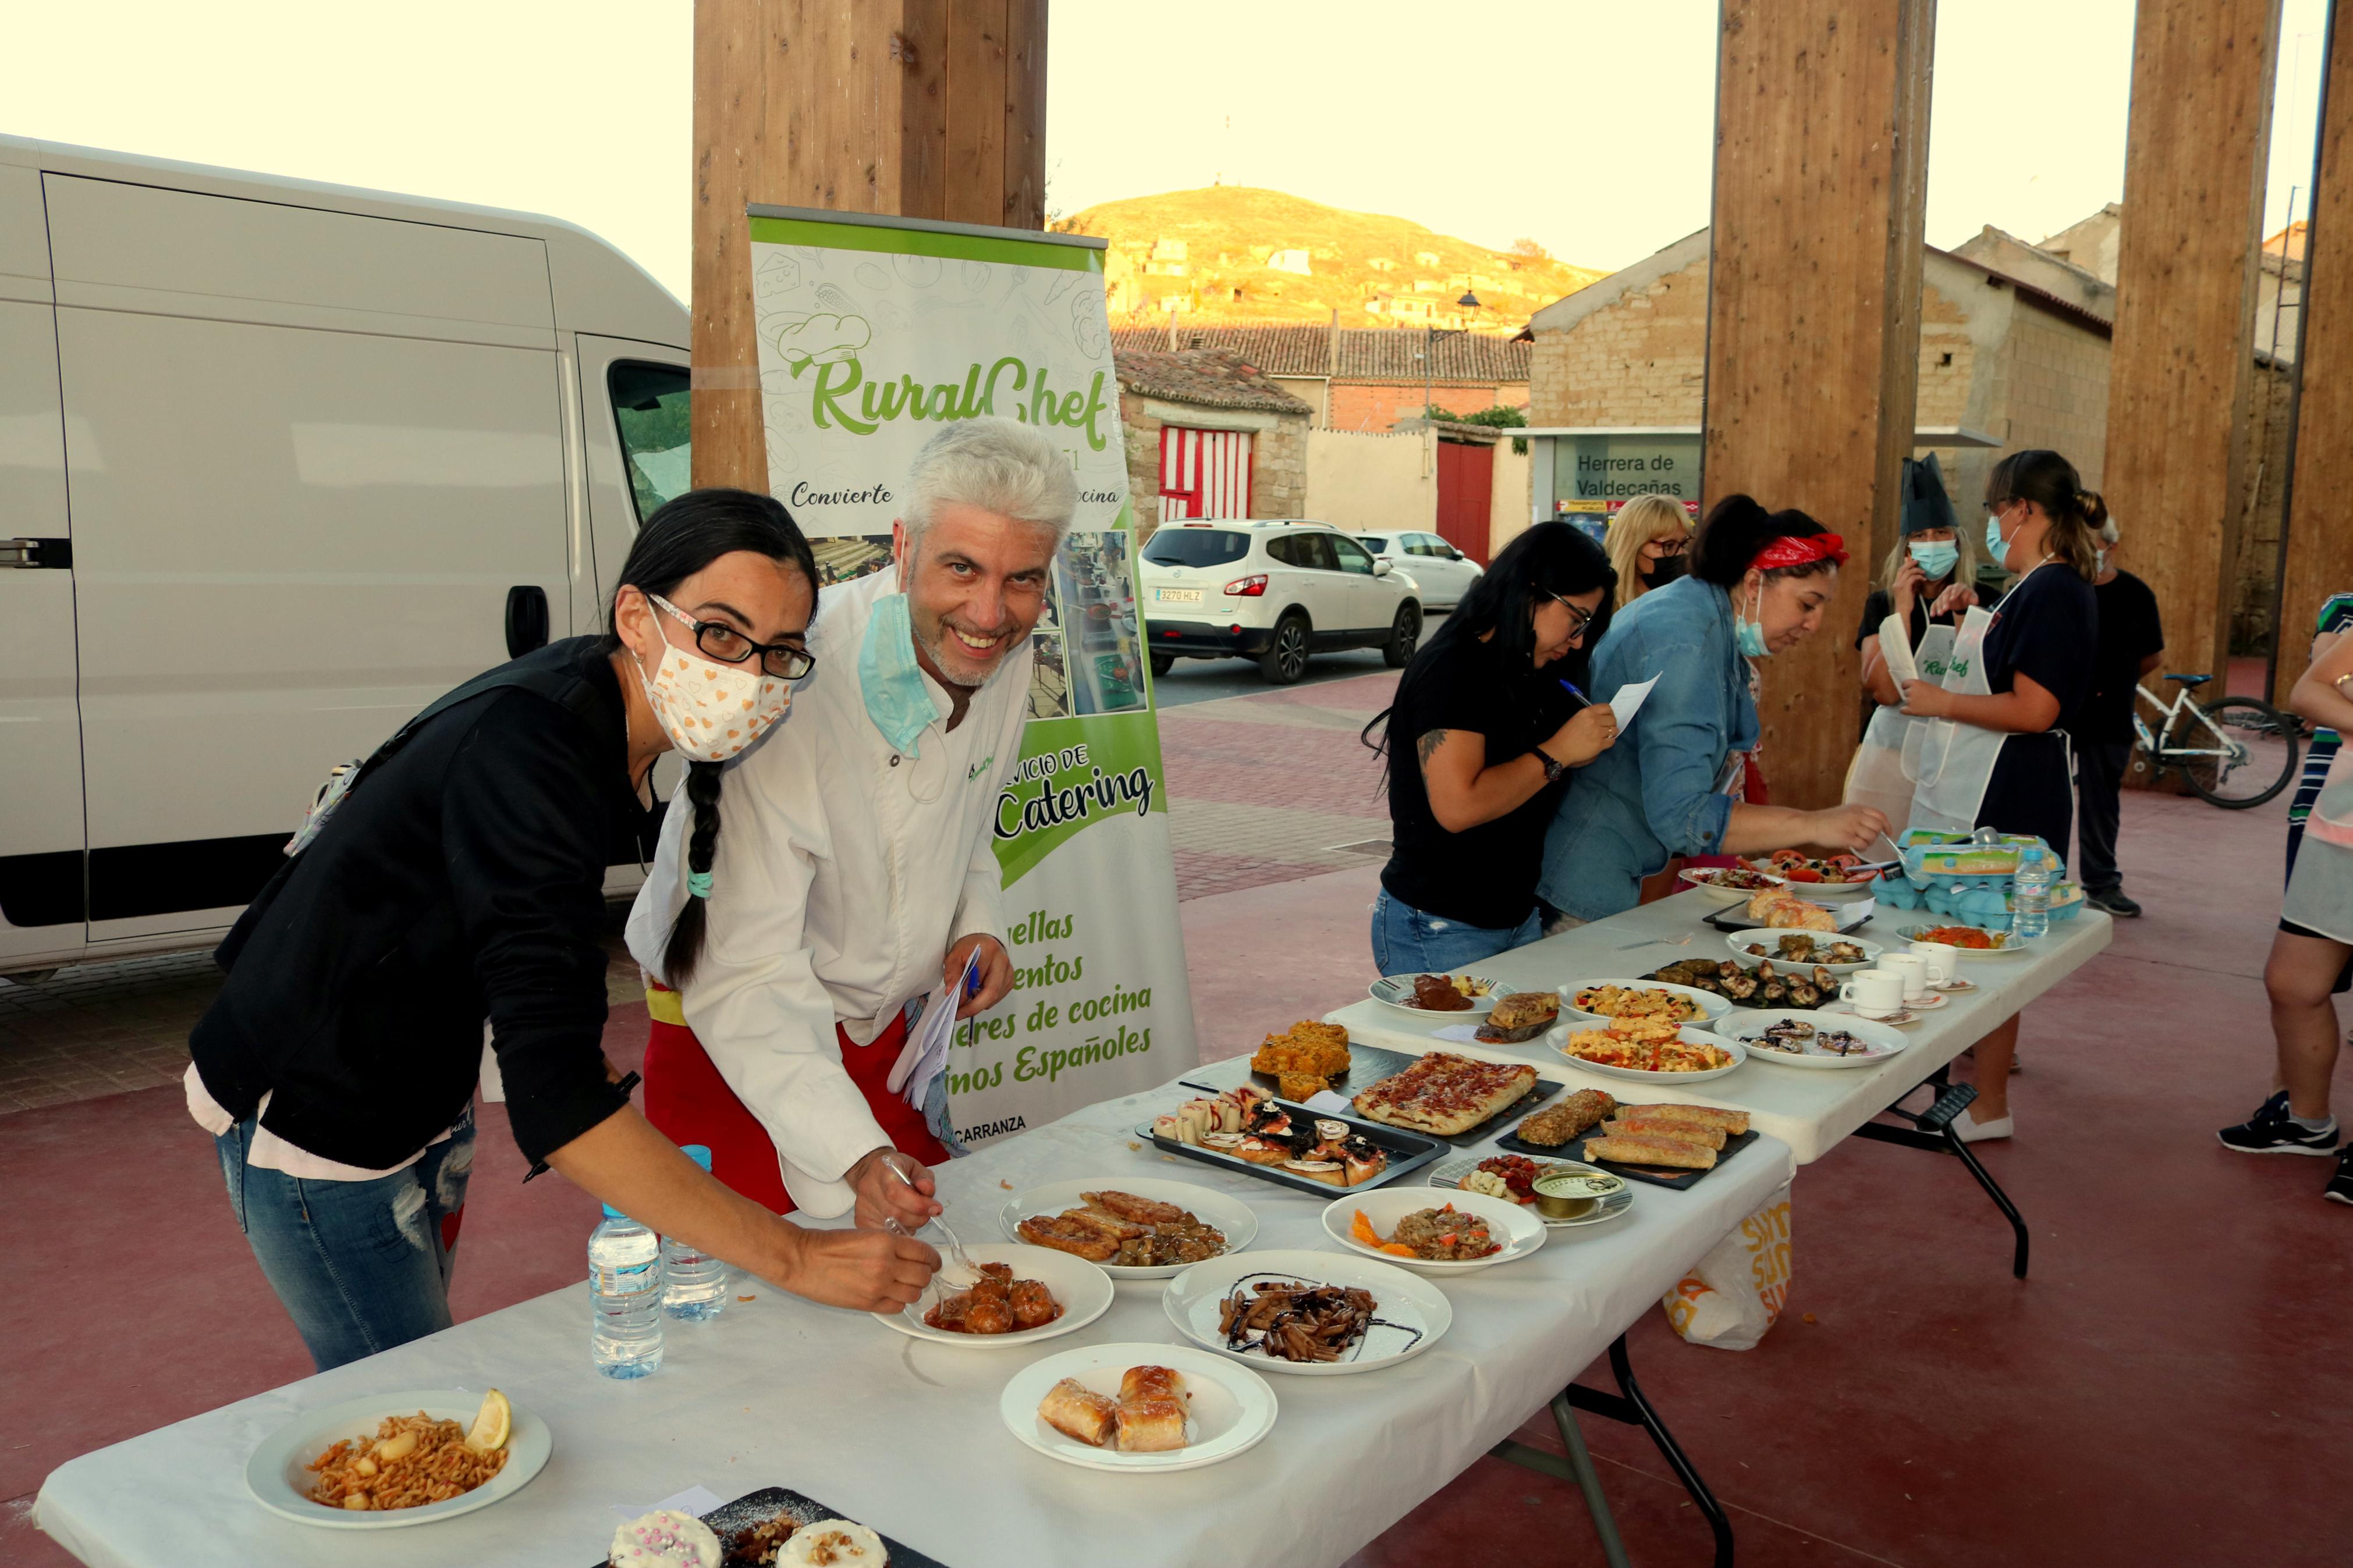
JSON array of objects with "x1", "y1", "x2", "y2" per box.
[
  {"x1": 0, "y1": 537, "x2": 72, "y2": 569},
  {"x1": 505, "y1": 585, "x2": 549, "y2": 657}
]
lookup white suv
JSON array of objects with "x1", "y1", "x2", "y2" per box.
[
  {"x1": 1349, "y1": 530, "x2": 1482, "y2": 610},
  {"x1": 1138, "y1": 520, "x2": 1424, "y2": 685}
]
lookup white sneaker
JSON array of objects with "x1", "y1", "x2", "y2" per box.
[{"x1": 1950, "y1": 1108, "x2": 2013, "y2": 1143}]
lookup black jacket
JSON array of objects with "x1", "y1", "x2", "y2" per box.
[{"x1": 190, "y1": 637, "x2": 648, "y2": 1168}]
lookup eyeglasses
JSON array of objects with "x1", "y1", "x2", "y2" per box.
[
  {"x1": 1546, "y1": 591, "x2": 1595, "y2": 638},
  {"x1": 648, "y1": 592, "x2": 815, "y2": 680}
]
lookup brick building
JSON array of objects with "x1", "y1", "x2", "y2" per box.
[
  {"x1": 1111, "y1": 347, "x2": 1311, "y2": 539},
  {"x1": 1108, "y1": 323, "x2": 1528, "y2": 432}
]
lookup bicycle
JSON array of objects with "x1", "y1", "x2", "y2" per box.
[{"x1": 2130, "y1": 673, "x2": 2299, "y2": 808}]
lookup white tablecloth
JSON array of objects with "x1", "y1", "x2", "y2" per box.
[
  {"x1": 37, "y1": 1076, "x2": 1793, "y2": 1568},
  {"x1": 1328, "y1": 898, "x2": 2111, "y2": 1162}
]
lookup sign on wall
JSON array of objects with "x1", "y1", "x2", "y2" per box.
[
  {"x1": 1546, "y1": 432, "x2": 1705, "y2": 521},
  {"x1": 744, "y1": 205, "x2": 1195, "y2": 1146}
]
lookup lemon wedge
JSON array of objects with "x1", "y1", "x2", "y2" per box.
[{"x1": 464, "y1": 1388, "x2": 511, "y2": 1453}]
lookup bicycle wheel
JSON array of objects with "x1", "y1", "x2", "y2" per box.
[{"x1": 2169, "y1": 696, "x2": 2299, "y2": 808}]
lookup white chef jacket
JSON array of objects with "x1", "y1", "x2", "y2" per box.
[{"x1": 625, "y1": 566, "x2": 1028, "y2": 1217}]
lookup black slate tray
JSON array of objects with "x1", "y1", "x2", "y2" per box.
[
  {"x1": 1493, "y1": 1122, "x2": 1762, "y2": 1192},
  {"x1": 1183, "y1": 1051, "x2": 1566, "y2": 1149},
  {"x1": 1135, "y1": 1098, "x2": 1448, "y2": 1197},
  {"x1": 1704, "y1": 904, "x2": 1875, "y2": 934},
  {"x1": 591, "y1": 1487, "x2": 948, "y2": 1567}
]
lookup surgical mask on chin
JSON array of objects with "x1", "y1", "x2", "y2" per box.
[
  {"x1": 1734, "y1": 581, "x2": 1770, "y2": 659},
  {"x1": 860, "y1": 591, "x2": 942, "y2": 756},
  {"x1": 1642, "y1": 554, "x2": 1687, "y2": 588},
  {"x1": 2094, "y1": 547, "x2": 2108, "y2": 575},
  {"x1": 1984, "y1": 511, "x2": 2008, "y2": 566},
  {"x1": 638, "y1": 635, "x2": 791, "y2": 764},
  {"x1": 1908, "y1": 540, "x2": 1960, "y2": 579}
]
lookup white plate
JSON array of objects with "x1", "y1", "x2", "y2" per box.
[
  {"x1": 1677, "y1": 866, "x2": 1786, "y2": 905},
  {"x1": 1559, "y1": 977, "x2": 1733, "y2": 1026},
  {"x1": 877, "y1": 1243, "x2": 1114, "y2": 1348},
  {"x1": 1428, "y1": 1154, "x2": 1635, "y2": 1228},
  {"x1": 1712, "y1": 897, "x2": 1875, "y2": 933},
  {"x1": 1741, "y1": 863, "x2": 1886, "y2": 901},
  {"x1": 1548, "y1": 1023, "x2": 1749, "y2": 1085},
  {"x1": 1721, "y1": 931, "x2": 1883, "y2": 975},
  {"x1": 243, "y1": 1389, "x2": 549, "y2": 1530},
  {"x1": 1716, "y1": 1009, "x2": 1907, "y2": 1069},
  {"x1": 1895, "y1": 923, "x2": 2031, "y2": 957},
  {"x1": 999, "y1": 1342, "x2": 1277, "y2": 1474},
  {"x1": 998, "y1": 1179, "x2": 1260, "y2": 1280},
  {"x1": 1368, "y1": 973, "x2": 1499, "y2": 1016},
  {"x1": 1319, "y1": 1185, "x2": 1546, "y2": 1272},
  {"x1": 1163, "y1": 1248, "x2": 1452, "y2": 1375}
]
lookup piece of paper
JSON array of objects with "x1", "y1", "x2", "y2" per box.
[
  {"x1": 612, "y1": 1483, "x2": 727, "y2": 1521},
  {"x1": 1431, "y1": 1024, "x2": 1484, "y2": 1044},
  {"x1": 1304, "y1": 1090, "x2": 1355, "y2": 1115},
  {"x1": 888, "y1": 946, "x2": 981, "y2": 1103},
  {"x1": 1605, "y1": 674, "x2": 1661, "y2": 729},
  {"x1": 1878, "y1": 615, "x2": 1920, "y2": 687}
]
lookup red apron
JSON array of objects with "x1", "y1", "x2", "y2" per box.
[{"x1": 643, "y1": 982, "x2": 952, "y2": 1215}]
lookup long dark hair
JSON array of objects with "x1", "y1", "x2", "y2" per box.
[
  {"x1": 1688, "y1": 494, "x2": 1833, "y2": 586},
  {"x1": 1360, "y1": 521, "x2": 1617, "y2": 777},
  {"x1": 1985, "y1": 449, "x2": 2106, "y2": 581},
  {"x1": 605, "y1": 488, "x2": 818, "y2": 988}
]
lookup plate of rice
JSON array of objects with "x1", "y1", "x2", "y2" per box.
[{"x1": 244, "y1": 1388, "x2": 549, "y2": 1529}]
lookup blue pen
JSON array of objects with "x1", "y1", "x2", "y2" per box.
[{"x1": 1557, "y1": 677, "x2": 1592, "y2": 710}]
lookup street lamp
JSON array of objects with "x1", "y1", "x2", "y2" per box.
[{"x1": 1420, "y1": 290, "x2": 1481, "y2": 422}]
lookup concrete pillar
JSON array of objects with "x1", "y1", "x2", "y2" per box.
[
  {"x1": 690, "y1": 0, "x2": 1048, "y2": 490},
  {"x1": 1702, "y1": 0, "x2": 1935, "y2": 809},
  {"x1": 2274, "y1": 5, "x2": 2351, "y2": 699},
  {"x1": 2103, "y1": 0, "x2": 2282, "y2": 706}
]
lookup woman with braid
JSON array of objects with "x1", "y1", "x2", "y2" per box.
[{"x1": 185, "y1": 489, "x2": 936, "y2": 1370}]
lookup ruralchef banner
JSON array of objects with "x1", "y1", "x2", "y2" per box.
[{"x1": 744, "y1": 204, "x2": 1196, "y2": 1147}]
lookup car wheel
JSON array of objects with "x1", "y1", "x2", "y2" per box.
[
  {"x1": 1258, "y1": 612, "x2": 1310, "y2": 685},
  {"x1": 1149, "y1": 652, "x2": 1174, "y2": 678},
  {"x1": 1383, "y1": 603, "x2": 1421, "y2": 668}
]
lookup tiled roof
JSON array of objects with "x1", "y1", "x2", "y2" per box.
[
  {"x1": 1108, "y1": 325, "x2": 1530, "y2": 384},
  {"x1": 1112, "y1": 347, "x2": 1315, "y2": 415}
]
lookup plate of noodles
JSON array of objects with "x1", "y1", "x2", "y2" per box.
[{"x1": 244, "y1": 1387, "x2": 549, "y2": 1529}]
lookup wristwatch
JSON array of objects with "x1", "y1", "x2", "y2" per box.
[{"x1": 1534, "y1": 745, "x2": 1569, "y2": 784}]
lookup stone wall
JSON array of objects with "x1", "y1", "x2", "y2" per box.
[
  {"x1": 1996, "y1": 303, "x2": 2113, "y2": 488},
  {"x1": 1526, "y1": 257, "x2": 1709, "y2": 428},
  {"x1": 1251, "y1": 416, "x2": 1309, "y2": 521}
]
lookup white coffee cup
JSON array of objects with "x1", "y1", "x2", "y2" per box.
[
  {"x1": 1907, "y1": 940, "x2": 1957, "y2": 987},
  {"x1": 1838, "y1": 968, "x2": 1907, "y2": 1019},
  {"x1": 1880, "y1": 952, "x2": 1930, "y2": 1001}
]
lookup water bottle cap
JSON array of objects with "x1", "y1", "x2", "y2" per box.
[
  {"x1": 601, "y1": 1203, "x2": 627, "y2": 1222},
  {"x1": 682, "y1": 1144, "x2": 714, "y2": 1174},
  {"x1": 2021, "y1": 847, "x2": 2042, "y2": 863}
]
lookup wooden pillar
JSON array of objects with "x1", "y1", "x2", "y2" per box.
[
  {"x1": 690, "y1": 0, "x2": 1049, "y2": 490},
  {"x1": 1702, "y1": 0, "x2": 1936, "y2": 809},
  {"x1": 2274, "y1": 3, "x2": 2351, "y2": 699},
  {"x1": 2103, "y1": 0, "x2": 2281, "y2": 711}
]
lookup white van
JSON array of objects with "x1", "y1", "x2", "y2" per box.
[{"x1": 0, "y1": 137, "x2": 692, "y2": 979}]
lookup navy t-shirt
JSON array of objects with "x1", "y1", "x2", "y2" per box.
[{"x1": 1973, "y1": 563, "x2": 2099, "y2": 849}]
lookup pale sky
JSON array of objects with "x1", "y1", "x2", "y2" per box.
[{"x1": 3, "y1": 0, "x2": 2330, "y2": 304}]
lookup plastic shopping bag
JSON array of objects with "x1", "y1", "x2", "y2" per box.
[{"x1": 1661, "y1": 1186, "x2": 1792, "y2": 1351}]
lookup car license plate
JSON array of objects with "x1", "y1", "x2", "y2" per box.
[{"x1": 1155, "y1": 588, "x2": 1204, "y2": 604}]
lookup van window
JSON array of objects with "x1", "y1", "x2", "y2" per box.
[
  {"x1": 1142, "y1": 528, "x2": 1250, "y2": 568},
  {"x1": 1357, "y1": 535, "x2": 1389, "y2": 552},
  {"x1": 609, "y1": 362, "x2": 691, "y2": 520},
  {"x1": 1332, "y1": 535, "x2": 1375, "y2": 575}
]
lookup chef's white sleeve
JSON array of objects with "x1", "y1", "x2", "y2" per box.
[{"x1": 663, "y1": 762, "x2": 892, "y2": 1219}]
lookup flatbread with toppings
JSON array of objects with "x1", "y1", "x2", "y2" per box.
[{"x1": 1350, "y1": 1052, "x2": 1540, "y2": 1137}]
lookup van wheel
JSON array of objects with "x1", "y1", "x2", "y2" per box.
[
  {"x1": 1383, "y1": 605, "x2": 1422, "y2": 668},
  {"x1": 1149, "y1": 653, "x2": 1174, "y2": 678},
  {"x1": 1259, "y1": 613, "x2": 1311, "y2": 685}
]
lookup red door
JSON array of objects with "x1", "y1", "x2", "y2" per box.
[
  {"x1": 1434, "y1": 439, "x2": 1493, "y2": 564},
  {"x1": 1159, "y1": 426, "x2": 1254, "y2": 521}
]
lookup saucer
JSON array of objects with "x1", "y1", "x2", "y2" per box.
[
  {"x1": 1904, "y1": 991, "x2": 1949, "y2": 1010},
  {"x1": 1935, "y1": 977, "x2": 1977, "y2": 993},
  {"x1": 1824, "y1": 1001, "x2": 1920, "y2": 1027}
]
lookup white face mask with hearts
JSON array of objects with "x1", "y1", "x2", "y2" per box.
[{"x1": 636, "y1": 603, "x2": 792, "y2": 763}]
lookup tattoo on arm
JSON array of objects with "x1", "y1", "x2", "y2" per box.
[{"x1": 1415, "y1": 728, "x2": 1451, "y2": 777}]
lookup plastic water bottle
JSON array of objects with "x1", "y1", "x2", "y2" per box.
[
  {"x1": 588, "y1": 1205, "x2": 664, "y2": 1379},
  {"x1": 661, "y1": 1146, "x2": 728, "y2": 1322},
  {"x1": 2011, "y1": 847, "x2": 2051, "y2": 941}
]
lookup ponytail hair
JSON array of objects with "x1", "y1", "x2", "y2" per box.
[
  {"x1": 1688, "y1": 493, "x2": 1833, "y2": 586},
  {"x1": 602, "y1": 488, "x2": 818, "y2": 988},
  {"x1": 1985, "y1": 450, "x2": 2103, "y2": 581}
]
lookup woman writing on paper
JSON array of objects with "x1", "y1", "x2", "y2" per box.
[
  {"x1": 1897, "y1": 449, "x2": 2102, "y2": 1140},
  {"x1": 1538, "y1": 496, "x2": 1890, "y2": 928},
  {"x1": 1361, "y1": 522, "x2": 1621, "y2": 972},
  {"x1": 1844, "y1": 455, "x2": 1981, "y2": 826}
]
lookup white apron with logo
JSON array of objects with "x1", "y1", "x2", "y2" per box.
[
  {"x1": 1844, "y1": 620, "x2": 1955, "y2": 829},
  {"x1": 1905, "y1": 566, "x2": 2061, "y2": 837}
]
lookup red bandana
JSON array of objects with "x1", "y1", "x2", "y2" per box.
[{"x1": 1751, "y1": 532, "x2": 1848, "y2": 571}]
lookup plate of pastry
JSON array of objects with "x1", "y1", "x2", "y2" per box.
[
  {"x1": 1163, "y1": 1248, "x2": 1453, "y2": 1377},
  {"x1": 1003, "y1": 1342, "x2": 1277, "y2": 1474},
  {"x1": 1368, "y1": 972, "x2": 1500, "y2": 1016},
  {"x1": 875, "y1": 1243, "x2": 1113, "y2": 1349},
  {"x1": 1320, "y1": 1185, "x2": 1546, "y2": 1272},
  {"x1": 1716, "y1": 1010, "x2": 1906, "y2": 1068},
  {"x1": 999, "y1": 1178, "x2": 1258, "y2": 1279}
]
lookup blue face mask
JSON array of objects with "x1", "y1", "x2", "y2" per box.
[
  {"x1": 859, "y1": 591, "x2": 942, "y2": 756},
  {"x1": 1908, "y1": 540, "x2": 1960, "y2": 579},
  {"x1": 1734, "y1": 582, "x2": 1770, "y2": 659},
  {"x1": 1984, "y1": 511, "x2": 2008, "y2": 566}
]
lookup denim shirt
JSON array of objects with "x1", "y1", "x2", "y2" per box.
[{"x1": 1537, "y1": 576, "x2": 1758, "y2": 921}]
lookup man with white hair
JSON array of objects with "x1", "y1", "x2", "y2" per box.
[{"x1": 626, "y1": 417, "x2": 1074, "y2": 1235}]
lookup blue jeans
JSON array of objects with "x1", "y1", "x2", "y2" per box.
[
  {"x1": 215, "y1": 1107, "x2": 477, "y2": 1373},
  {"x1": 1369, "y1": 888, "x2": 1541, "y2": 976}
]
